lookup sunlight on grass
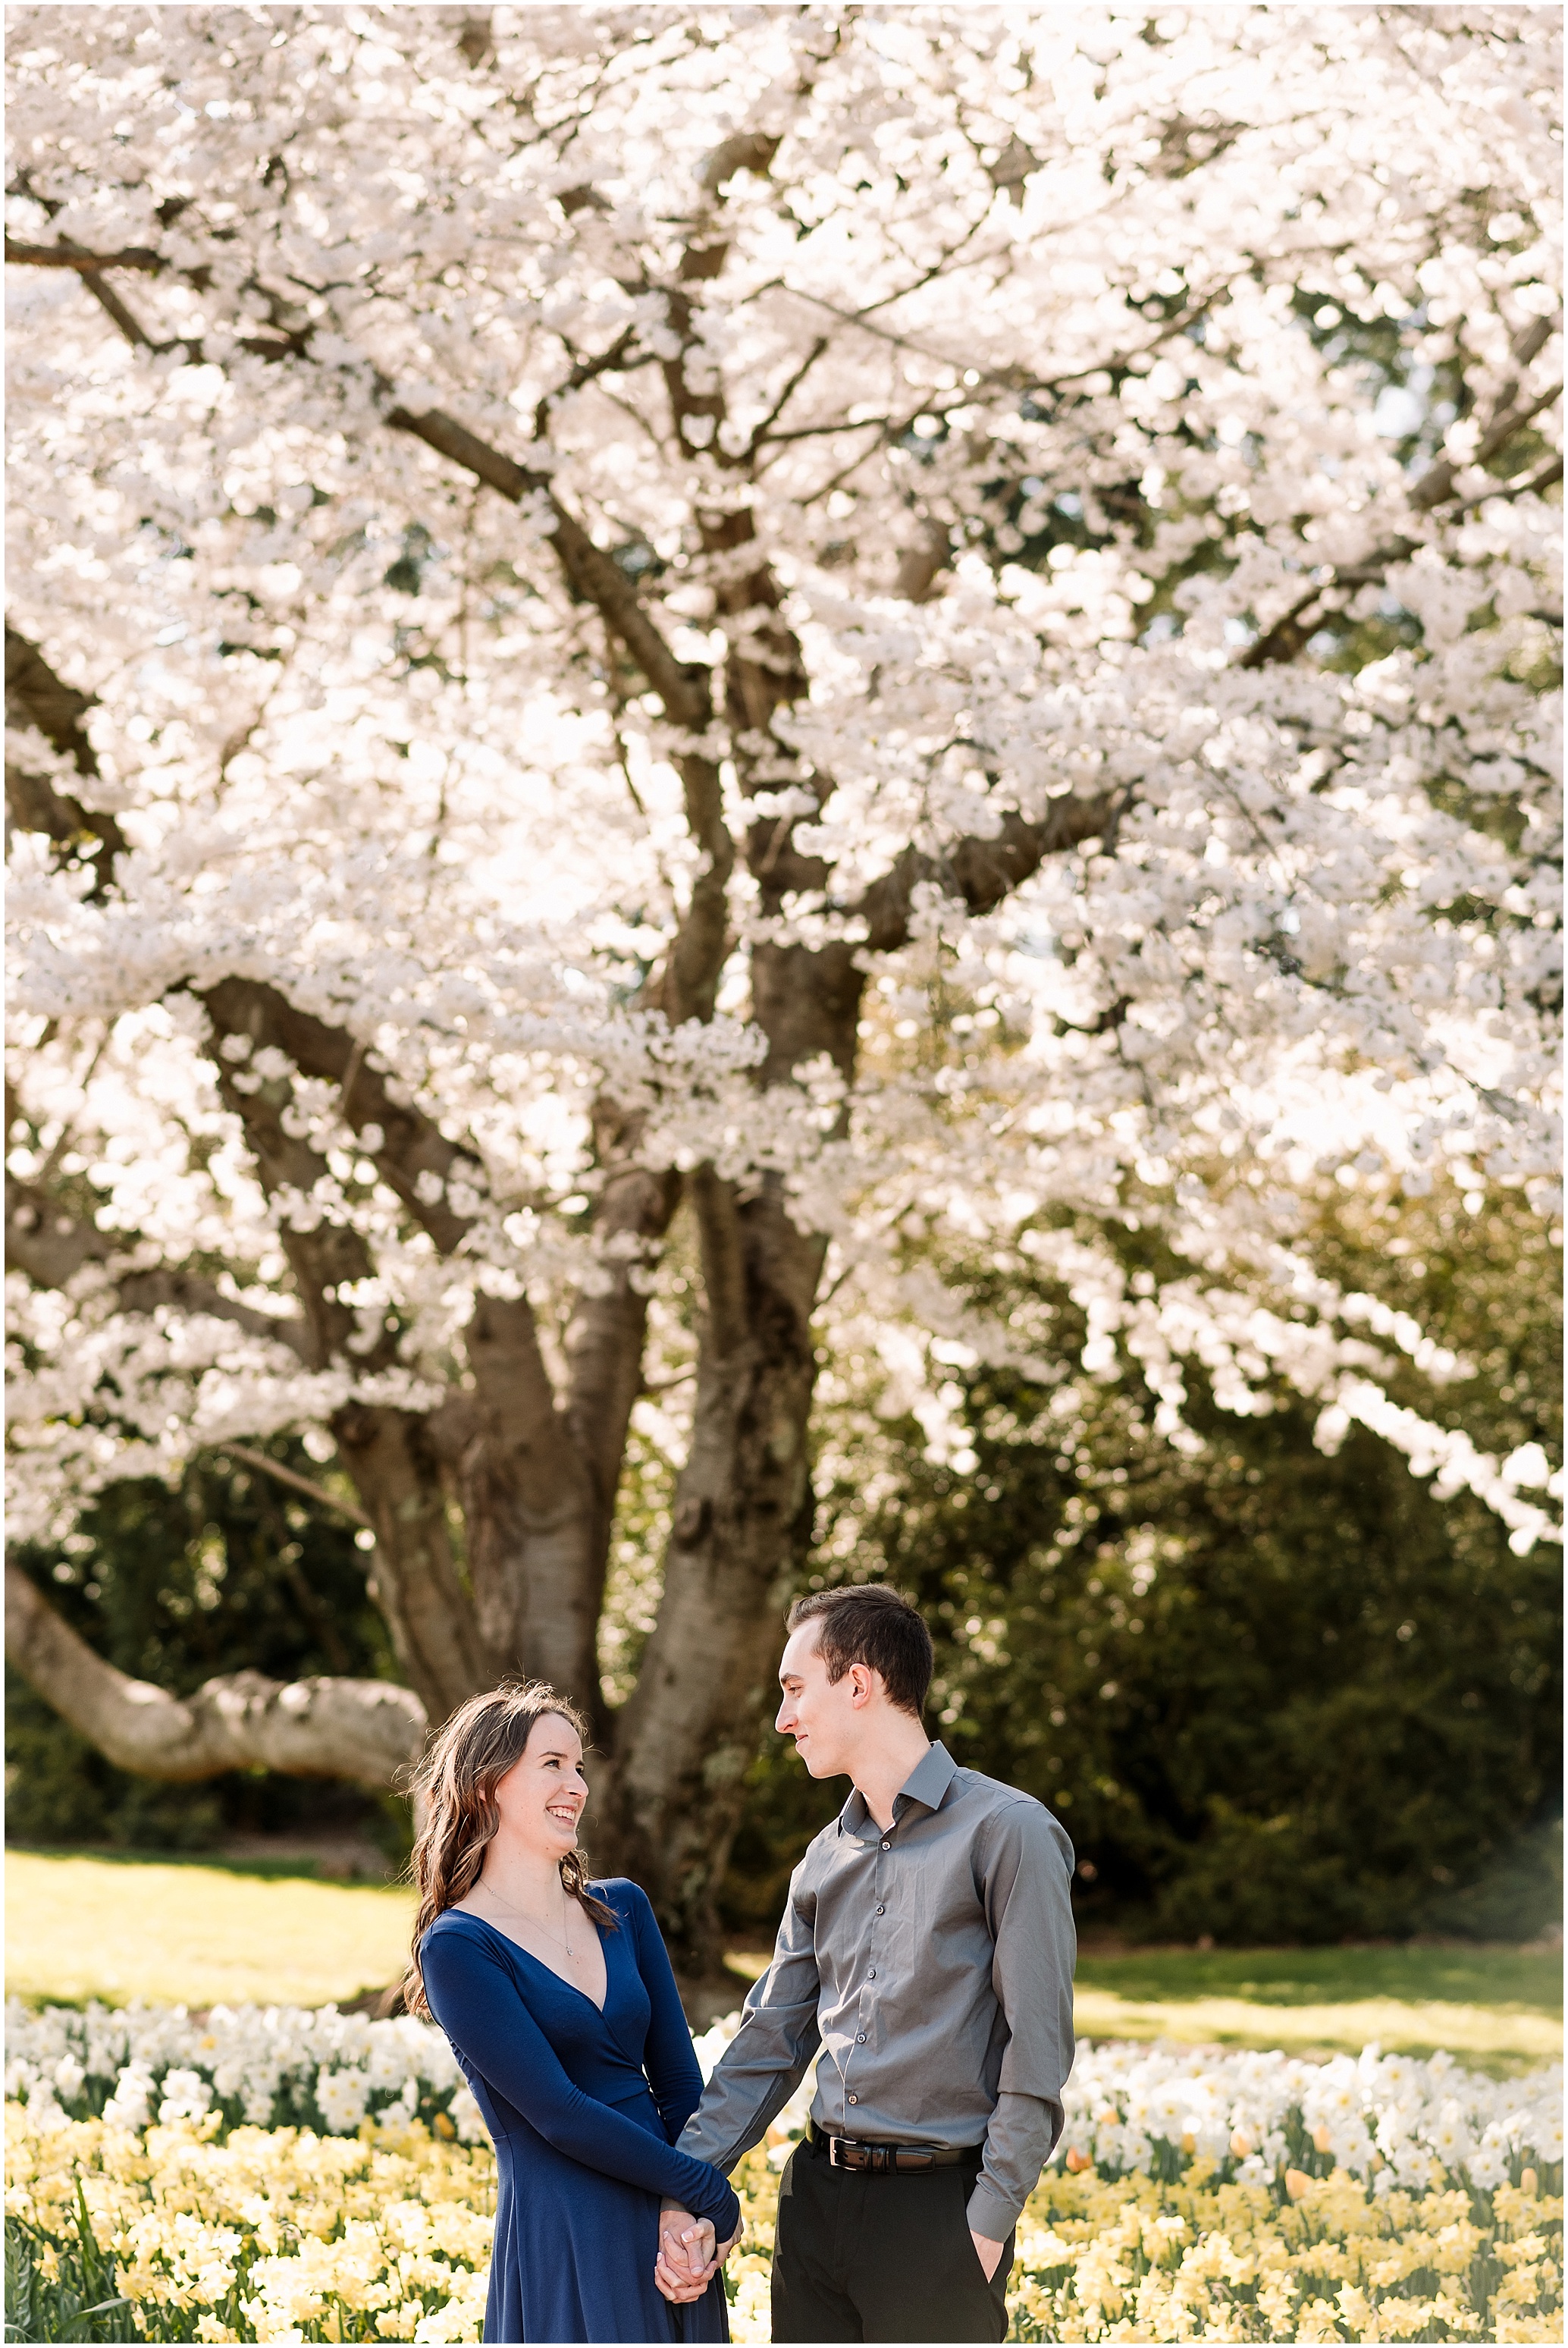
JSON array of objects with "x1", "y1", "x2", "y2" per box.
[
  {"x1": 1069, "y1": 1988, "x2": 1560, "y2": 2072},
  {"x1": 5, "y1": 1852, "x2": 416, "y2": 2009},
  {"x1": 1071, "y1": 1945, "x2": 1563, "y2": 2071},
  {"x1": 1074, "y1": 1944, "x2": 1563, "y2": 2014}
]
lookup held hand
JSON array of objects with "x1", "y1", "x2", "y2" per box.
[
  {"x1": 654, "y1": 2208, "x2": 718, "y2": 2304},
  {"x1": 652, "y1": 2207, "x2": 713, "y2": 2282},
  {"x1": 660, "y1": 2208, "x2": 713, "y2": 2274},
  {"x1": 971, "y1": 2230, "x2": 1005, "y2": 2282}
]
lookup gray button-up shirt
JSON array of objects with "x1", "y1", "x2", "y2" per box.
[{"x1": 678, "y1": 1742, "x2": 1075, "y2": 2240}]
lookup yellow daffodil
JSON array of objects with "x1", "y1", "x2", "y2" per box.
[{"x1": 6, "y1": 2093, "x2": 1562, "y2": 2343}]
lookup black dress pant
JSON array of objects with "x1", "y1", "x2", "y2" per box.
[{"x1": 772, "y1": 2136, "x2": 1014, "y2": 2342}]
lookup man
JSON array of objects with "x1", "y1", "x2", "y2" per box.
[{"x1": 656, "y1": 1583, "x2": 1075, "y2": 2343}]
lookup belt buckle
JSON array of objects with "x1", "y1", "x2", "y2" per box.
[{"x1": 826, "y1": 2133, "x2": 932, "y2": 2174}]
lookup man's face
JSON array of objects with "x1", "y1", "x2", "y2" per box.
[{"x1": 776, "y1": 1621, "x2": 865, "y2": 1778}]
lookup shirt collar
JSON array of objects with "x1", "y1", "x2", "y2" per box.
[{"x1": 838, "y1": 1741, "x2": 958, "y2": 1836}]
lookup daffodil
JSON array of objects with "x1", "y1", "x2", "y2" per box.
[{"x1": 5, "y1": 2020, "x2": 1561, "y2": 2344}]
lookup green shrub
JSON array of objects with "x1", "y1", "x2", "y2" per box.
[
  {"x1": 727, "y1": 1184, "x2": 1561, "y2": 1948},
  {"x1": 5, "y1": 1449, "x2": 396, "y2": 1857}
]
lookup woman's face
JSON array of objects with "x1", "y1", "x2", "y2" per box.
[{"x1": 493, "y1": 1713, "x2": 588, "y2": 1860}]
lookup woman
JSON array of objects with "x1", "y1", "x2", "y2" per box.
[{"x1": 406, "y1": 1682, "x2": 738, "y2": 2343}]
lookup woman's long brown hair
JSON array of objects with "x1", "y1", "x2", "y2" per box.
[{"x1": 402, "y1": 1681, "x2": 618, "y2": 2020}]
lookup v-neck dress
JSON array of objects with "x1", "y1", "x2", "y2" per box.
[{"x1": 420, "y1": 1882, "x2": 739, "y2": 2344}]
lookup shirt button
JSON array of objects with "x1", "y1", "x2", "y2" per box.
[
  {"x1": 856, "y1": 2033, "x2": 867, "y2": 2045},
  {"x1": 867, "y1": 1969, "x2": 876, "y2": 1979},
  {"x1": 880, "y1": 1840, "x2": 891, "y2": 1850},
  {"x1": 848, "y1": 2093, "x2": 859, "y2": 2105},
  {"x1": 876, "y1": 1904, "x2": 886, "y2": 1916}
]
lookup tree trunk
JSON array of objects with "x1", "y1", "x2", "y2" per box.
[
  {"x1": 331, "y1": 1403, "x2": 494, "y2": 1719},
  {"x1": 5, "y1": 1559, "x2": 427, "y2": 1783},
  {"x1": 603, "y1": 1174, "x2": 827, "y2": 1965}
]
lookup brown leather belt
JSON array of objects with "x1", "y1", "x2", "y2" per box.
[{"x1": 809, "y1": 2120, "x2": 979, "y2": 2173}]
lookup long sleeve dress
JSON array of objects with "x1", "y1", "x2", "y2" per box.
[{"x1": 419, "y1": 1881, "x2": 739, "y2": 2344}]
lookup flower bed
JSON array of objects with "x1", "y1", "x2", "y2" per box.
[
  {"x1": 4, "y1": 1998, "x2": 487, "y2": 2145},
  {"x1": 5, "y1": 2003, "x2": 1562, "y2": 2342},
  {"x1": 5, "y1": 2106, "x2": 492, "y2": 2343}
]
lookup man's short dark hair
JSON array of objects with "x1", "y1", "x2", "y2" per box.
[{"x1": 786, "y1": 1584, "x2": 934, "y2": 1718}]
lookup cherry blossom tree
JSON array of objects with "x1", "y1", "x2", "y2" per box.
[{"x1": 6, "y1": 4, "x2": 1560, "y2": 1956}]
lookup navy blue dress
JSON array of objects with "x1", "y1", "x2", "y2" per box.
[{"x1": 420, "y1": 1882, "x2": 739, "y2": 2344}]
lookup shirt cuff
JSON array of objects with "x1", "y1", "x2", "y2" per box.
[{"x1": 964, "y1": 2177, "x2": 1021, "y2": 2242}]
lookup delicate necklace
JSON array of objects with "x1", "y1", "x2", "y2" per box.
[{"x1": 475, "y1": 1880, "x2": 587, "y2": 1963}]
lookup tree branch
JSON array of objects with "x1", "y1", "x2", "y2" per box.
[
  {"x1": 328, "y1": 1403, "x2": 494, "y2": 1717},
  {"x1": 442, "y1": 1287, "x2": 604, "y2": 1705},
  {"x1": 5, "y1": 1560, "x2": 426, "y2": 1785},
  {"x1": 5, "y1": 1182, "x2": 312, "y2": 1354},
  {"x1": 532, "y1": 325, "x2": 644, "y2": 440},
  {"x1": 1452, "y1": 452, "x2": 1563, "y2": 513},
  {"x1": 218, "y1": 1442, "x2": 372, "y2": 1528},
  {"x1": 118, "y1": 1270, "x2": 312, "y2": 1355},
  {"x1": 83, "y1": 272, "x2": 162, "y2": 350},
  {"x1": 5, "y1": 1182, "x2": 114, "y2": 1289},
  {"x1": 1243, "y1": 344, "x2": 1562, "y2": 667},
  {"x1": 199, "y1": 976, "x2": 479, "y2": 1257},
  {"x1": 5, "y1": 626, "x2": 127, "y2": 897},
  {"x1": 381, "y1": 403, "x2": 735, "y2": 1023},
  {"x1": 1410, "y1": 372, "x2": 1562, "y2": 513},
  {"x1": 688, "y1": 1163, "x2": 750, "y2": 1359},
  {"x1": 169, "y1": 1024, "x2": 494, "y2": 1713},
  {"x1": 563, "y1": 1149, "x2": 682, "y2": 1531},
  {"x1": 746, "y1": 334, "x2": 830, "y2": 455},
  {"x1": 3, "y1": 237, "x2": 165, "y2": 273},
  {"x1": 384, "y1": 404, "x2": 710, "y2": 729},
  {"x1": 854, "y1": 795, "x2": 1121, "y2": 952},
  {"x1": 201, "y1": 986, "x2": 619, "y2": 1701}
]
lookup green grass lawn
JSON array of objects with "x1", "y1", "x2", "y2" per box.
[
  {"x1": 8, "y1": 1849, "x2": 1561, "y2": 2075},
  {"x1": 5, "y1": 1850, "x2": 416, "y2": 2010},
  {"x1": 1075, "y1": 1943, "x2": 1560, "y2": 2011},
  {"x1": 1071, "y1": 1943, "x2": 1562, "y2": 2073}
]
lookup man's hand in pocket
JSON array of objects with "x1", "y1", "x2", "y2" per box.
[{"x1": 971, "y1": 2230, "x2": 1005, "y2": 2281}]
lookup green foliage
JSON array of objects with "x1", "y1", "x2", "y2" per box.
[
  {"x1": 3, "y1": 2184, "x2": 263, "y2": 2343},
  {"x1": 5, "y1": 2185, "x2": 140, "y2": 2343},
  {"x1": 5, "y1": 1449, "x2": 395, "y2": 1855},
  {"x1": 727, "y1": 1182, "x2": 1561, "y2": 1947}
]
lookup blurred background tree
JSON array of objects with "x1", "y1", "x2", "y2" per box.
[{"x1": 13, "y1": 1172, "x2": 1558, "y2": 1948}]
